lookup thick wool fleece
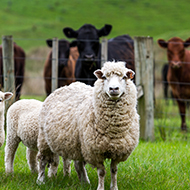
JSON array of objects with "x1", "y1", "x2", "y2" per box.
[
  {"x1": 38, "y1": 61, "x2": 139, "y2": 169},
  {"x1": 6, "y1": 99, "x2": 42, "y2": 150}
]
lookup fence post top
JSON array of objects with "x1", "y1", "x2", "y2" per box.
[{"x1": 2, "y1": 35, "x2": 13, "y2": 40}]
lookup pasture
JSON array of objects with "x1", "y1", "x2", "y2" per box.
[
  {"x1": 0, "y1": 134, "x2": 190, "y2": 189},
  {"x1": 0, "y1": 0, "x2": 190, "y2": 189}
]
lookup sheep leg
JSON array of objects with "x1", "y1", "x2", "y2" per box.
[
  {"x1": 62, "y1": 158, "x2": 71, "y2": 176},
  {"x1": 4, "y1": 137, "x2": 20, "y2": 173},
  {"x1": 48, "y1": 154, "x2": 59, "y2": 178},
  {"x1": 26, "y1": 148, "x2": 38, "y2": 173},
  {"x1": 97, "y1": 165, "x2": 106, "y2": 190},
  {"x1": 36, "y1": 154, "x2": 48, "y2": 184},
  {"x1": 110, "y1": 160, "x2": 118, "y2": 190},
  {"x1": 74, "y1": 161, "x2": 90, "y2": 184}
]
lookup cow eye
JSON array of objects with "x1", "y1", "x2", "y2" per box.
[
  {"x1": 78, "y1": 41, "x2": 85, "y2": 50},
  {"x1": 168, "y1": 50, "x2": 173, "y2": 55},
  {"x1": 179, "y1": 50, "x2": 185, "y2": 55}
]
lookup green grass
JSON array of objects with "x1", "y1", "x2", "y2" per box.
[
  {"x1": 1, "y1": 99, "x2": 190, "y2": 189},
  {"x1": 0, "y1": 140, "x2": 190, "y2": 189},
  {"x1": 1, "y1": 1, "x2": 190, "y2": 189}
]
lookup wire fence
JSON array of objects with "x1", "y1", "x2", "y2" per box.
[
  {"x1": 154, "y1": 40, "x2": 190, "y2": 140},
  {"x1": 2, "y1": 37, "x2": 190, "y2": 140}
]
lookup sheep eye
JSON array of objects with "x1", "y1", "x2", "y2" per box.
[
  {"x1": 0, "y1": 98, "x2": 3, "y2": 102},
  {"x1": 122, "y1": 75, "x2": 127, "y2": 80},
  {"x1": 102, "y1": 75, "x2": 107, "y2": 80}
]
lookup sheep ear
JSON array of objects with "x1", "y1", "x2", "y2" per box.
[
  {"x1": 4, "y1": 92, "x2": 13, "y2": 101},
  {"x1": 126, "y1": 69, "x2": 135, "y2": 79},
  {"x1": 94, "y1": 69, "x2": 103, "y2": 79}
]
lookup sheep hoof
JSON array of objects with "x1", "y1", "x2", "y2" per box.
[{"x1": 36, "y1": 178, "x2": 45, "y2": 185}]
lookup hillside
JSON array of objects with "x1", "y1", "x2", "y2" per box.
[
  {"x1": 0, "y1": 0, "x2": 189, "y2": 97},
  {"x1": 0, "y1": 0, "x2": 190, "y2": 51}
]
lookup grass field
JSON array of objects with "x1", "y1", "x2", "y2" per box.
[
  {"x1": 0, "y1": 0, "x2": 190, "y2": 51},
  {"x1": 0, "y1": 139, "x2": 190, "y2": 189},
  {"x1": 1, "y1": 1, "x2": 190, "y2": 189},
  {"x1": 0, "y1": 98, "x2": 190, "y2": 189}
]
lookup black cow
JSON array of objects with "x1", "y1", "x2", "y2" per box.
[{"x1": 63, "y1": 24, "x2": 134, "y2": 86}]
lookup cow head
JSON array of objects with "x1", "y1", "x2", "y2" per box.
[
  {"x1": 63, "y1": 24, "x2": 112, "y2": 65},
  {"x1": 46, "y1": 39, "x2": 70, "y2": 67},
  {"x1": 157, "y1": 37, "x2": 190, "y2": 69}
]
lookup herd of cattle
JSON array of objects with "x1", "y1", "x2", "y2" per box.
[{"x1": 0, "y1": 23, "x2": 189, "y2": 131}]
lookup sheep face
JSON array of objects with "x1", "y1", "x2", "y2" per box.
[
  {"x1": 0, "y1": 91, "x2": 13, "y2": 113},
  {"x1": 94, "y1": 68, "x2": 135, "y2": 100}
]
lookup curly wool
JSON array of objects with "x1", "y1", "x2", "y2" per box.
[{"x1": 39, "y1": 61, "x2": 139, "y2": 169}]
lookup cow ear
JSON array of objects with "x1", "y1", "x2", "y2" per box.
[
  {"x1": 46, "y1": 39, "x2": 52, "y2": 47},
  {"x1": 98, "y1": 24, "x2": 112, "y2": 37},
  {"x1": 63, "y1": 27, "x2": 78, "y2": 38},
  {"x1": 70, "y1": 40, "x2": 78, "y2": 47},
  {"x1": 94, "y1": 69, "x2": 104, "y2": 79},
  {"x1": 126, "y1": 69, "x2": 135, "y2": 79},
  {"x1": 184, "y1": 37, "x2": 190, "y2": 48},
  {"x1": 157, "y1": 39, "x2": 168, "y2": 49}
]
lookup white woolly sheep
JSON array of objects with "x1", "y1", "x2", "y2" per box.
[
  {"x1": 5, "y1": 99, "x2": 71, "y2": 177},
  {"x1": 0, "y1": 91, "x2": 13, "y2": 148},
  {"x1": 5, "y1": 99, "x2": 42, "y2": 173},
  {"x1": 37, "y1": 61, "x2": 140, "y2": 190}
]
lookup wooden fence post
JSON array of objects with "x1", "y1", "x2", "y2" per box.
[
  {"x1": 2, "y1": 35, "x2": 15, "y2": 110},
  {"x1": 51, "y1": 37, "x2": 58, "y2": 93},
  {"x1": 134, "y1": 36, "x2": 154, "y2": 141},
  {"x1": 101, "y1": 38, "x2": 108, "y2": 68}
]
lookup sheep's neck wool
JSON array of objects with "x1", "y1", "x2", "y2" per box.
[{"x1": 93, "y1": 78, "x2": 138, "y2": 139}]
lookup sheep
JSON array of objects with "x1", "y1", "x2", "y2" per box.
[
  {"x1": 5, "y1": 98, "x2": 71, "y2": 177},
  {"x1": 37, "y1": 61, "x2": 140, "y2": 190},
  {"x1": 0, "y1": 91, "x2": 13, "y2": 148},
  {"x1": 5, "y1": 99, "x2": 42, "y2": 173}
]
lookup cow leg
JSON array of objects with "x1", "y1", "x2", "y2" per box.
[{"x1": 177, "y1": 100, "x2": 187, "y2": 131}]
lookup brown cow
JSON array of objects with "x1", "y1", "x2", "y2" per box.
[
  {"x1": 0, "y1": 43, "x2": 25, "y2": 101},
  {"x1": 44, "y1": 39, "x2": 79, "y2": 96},
  {"x1": 158, "y1": 37, "x2": 190, "y2": 131}
]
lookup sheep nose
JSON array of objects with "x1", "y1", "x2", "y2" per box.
[
  {"x1": 109, "y1": 87, "x2": 120, "y2": 96},
  {"x1": 109, "y1": 87, "x2": 119, "y2": 91}
]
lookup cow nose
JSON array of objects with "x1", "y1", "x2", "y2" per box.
[
  {"x1": 171, "y1": 61, "x2": 181, "y2": 68},
  {"x1": 59, "y1": 58, "x2": 67, "y2": 66},
  {"x1": 84, "y1": 54, "x2": 94, "y2": 59}
]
